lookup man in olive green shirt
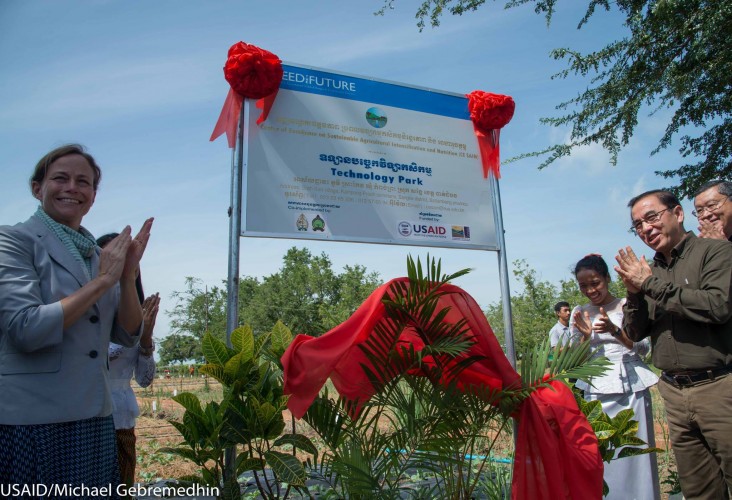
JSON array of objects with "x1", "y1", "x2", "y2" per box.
[{"x1": 615, "y1": 189, "x2": 732, "y2": 500}]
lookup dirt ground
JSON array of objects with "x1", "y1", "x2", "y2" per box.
[{"x1": 132, "y1": 377, "x2": 679, "y2": 498}]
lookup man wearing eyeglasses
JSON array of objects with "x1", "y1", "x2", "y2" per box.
[
  {"x1": 693, "y1": 180, "x2": 732, "y2": 241},
  {"x1": 614, "y1": 189, "x2": 732, "y2": 499}
]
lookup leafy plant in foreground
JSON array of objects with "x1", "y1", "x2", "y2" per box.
[
  {"x1": 573, "y1": 391, "x2": 664, "y2": 497},
  {"x1": 160, "y1": 321, "x2": 317, "y2": 499}
]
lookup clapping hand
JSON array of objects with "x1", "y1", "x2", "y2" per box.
[
  {"x1": 98, "y1": 218, "x2": 153, "y2": 285},
  {"x1": 142, "y1": 293, "x2": 160, "y2": 330},
  {"x1": 698, "y1": 218, "x2": 726, "y2": 240},
  {"x1": 98, "y1": 227, "x2": 132, "y2": 285},
  {"x1": 141, "y1": 293, "x2": 160, "y2": 341},
  {"x1": 573, "y1": 310, "x2": 593, "y2": 341},
  {"x1": 614, "y1": 246, "x2": 652, "y2": 294},
  {"x1": 593, "y1": 307, "x2": 617, "y2": 335},
  {"x1": 122, "y1": 218, "x2": 154, "y2": 281}
]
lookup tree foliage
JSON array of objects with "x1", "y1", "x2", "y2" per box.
[
  {"x1": 160, "y1": 247, "x2": 382, "y2": 365},
  {"x1": 378, "y1": 0, "x2": 732, "y2": 198},
  {"x1": 242, "y1": 247, "x2": 381, "y2": 336}
]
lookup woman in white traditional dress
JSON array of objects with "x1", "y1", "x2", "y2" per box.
[
  {"x1": 570, "y1": 254, "x2": 660, "y2": 500},
  {"x1": 98, "y1": 232, "x2": 158, "y2": 494}
]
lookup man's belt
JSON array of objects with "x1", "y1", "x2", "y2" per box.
[{"x1": 661, "y1": 365, "x2": 732, "y2": 388}]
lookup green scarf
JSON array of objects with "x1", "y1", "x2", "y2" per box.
[{"x1": 35, "y1": 206, "x2": 97, "y2": 280}]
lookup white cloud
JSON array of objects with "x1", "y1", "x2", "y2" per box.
[
  {"x1": 547, "y1": 129, "x2": 613, "y2": 175},
  {"x1": 0, "y1": 54, "x2": 222, "y2": 129}
]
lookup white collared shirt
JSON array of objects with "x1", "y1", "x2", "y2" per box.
[{"x1": 548, "y1": 321, "x2": 574, "y2": 348}]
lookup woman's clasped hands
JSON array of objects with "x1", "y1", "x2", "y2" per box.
[
  {"x1": 573, "y1": 307, "x2": 617, "y2": 341},
  {"x1": 99, "y1": 218, "x2": 153, "y2": 285}
]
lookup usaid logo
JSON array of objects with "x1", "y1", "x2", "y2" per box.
[
  {"x1": 398, "y1": 221, "x2": 412, "y2": 236},
  {"x1": 413, "y1": 224, "x2": 446, "y2": 235}
]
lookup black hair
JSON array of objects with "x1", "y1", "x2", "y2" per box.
[
  {"x1": 554, "y1": 301, "x2": 570, "y2": 312},
  {"x1": 573, "y1": 254, "x2": 610, "y2": 279},
  {"x1": 627, "y1": 189, "x2": 681, "y2": 210},
  {"x1": 694, "y1": 180, "x2": 732, "y2": 199}
]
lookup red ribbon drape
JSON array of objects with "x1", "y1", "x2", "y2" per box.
[
  {"x1": 281, "y1": 278, "x2": 603, "y2": 499},
  {"x1": 209, "y1": 90, "x2": 280, "y2": 148},
  {"x1": 210, "y1": 89, "x2": 244, "y2": 149},
  {"x1": 467, "y1": 91, "x2": 515, "y2": 179},
  {"x1": 209, "y1": 42, "x2": 283, "y2": 148},
  {"x1": 474, "y1": 128, "x2": 501, "y2": 179}
]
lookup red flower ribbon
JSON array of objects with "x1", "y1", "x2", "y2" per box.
[
  {"x1": 210, "y1": 42, "x2": 284, "y2": 148},
  {"x1": 466, "y1": 91, "x2": 515, "y2": 179}
]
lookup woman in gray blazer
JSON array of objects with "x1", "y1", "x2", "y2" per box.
[{"x1": 0, "y1": 144, "x2": 153, "y2": 498}]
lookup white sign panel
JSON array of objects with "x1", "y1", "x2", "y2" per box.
[{"x1": 243, "y1": 63, "x2": 498, "y2": 250}]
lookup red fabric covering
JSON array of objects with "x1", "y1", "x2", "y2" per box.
[{"x1": 282, "y1": 278, "x2": 603, "y2": 499}]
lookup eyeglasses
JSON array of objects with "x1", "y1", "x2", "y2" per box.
[
  {"x1": 629, "y1": 208, "x2": 671, "y2": 235},
  {"x1": 692, "y1": 197, "x2": 729, "y2": 218}
]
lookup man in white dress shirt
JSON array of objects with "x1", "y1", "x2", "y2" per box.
[{"x1": 548, "y1": 301, "x2": 572, "y2": 348}]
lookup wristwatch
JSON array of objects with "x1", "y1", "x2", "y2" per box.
[
  {"x1": 611, "y1": 326, "x2": 622, "y2": 337},
  {"x1": 139, "y1": 341, "x2": 155, "y2": 357}
]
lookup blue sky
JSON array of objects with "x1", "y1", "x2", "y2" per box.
[{"x1": 0, "y1": 1, "x2": 694, "y2": 342}]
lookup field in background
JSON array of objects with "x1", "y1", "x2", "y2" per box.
[{"x1": 133, "y1": 377, "x2": 680, "y2": 498}]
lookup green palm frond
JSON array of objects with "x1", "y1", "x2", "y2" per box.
[
  {"x1": 329, "y1": 438, "x2": 381, "y2": 495},
  {"x1": 518, "y1": 337, "x2": 552, "y2": 387},
  {"x1": 553, "y1": 342, "x2": 612, "y2": 384},
  {"x1": 520, "y1": 338, "x2": 612, "y2": 389},
  {"x1": 358, "y1": 318, "x2": 410, "y2": 391},
  {"x1": 302, "y1": 392, "x2": 348, "y2": 450}
]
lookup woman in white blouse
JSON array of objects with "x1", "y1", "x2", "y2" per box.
[
  {"x1": 98, "y1": 233, "x2": 158, "y2": 492},
  {"x1": 571, "y1": 254, "x2": 660, "y2": 500}
]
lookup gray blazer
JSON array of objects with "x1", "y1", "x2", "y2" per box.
[{"x1": 0, "y1": 215, "x2": 140, "y2": 425}]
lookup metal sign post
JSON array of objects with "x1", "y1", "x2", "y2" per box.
[
  {"x1": 489, "y1": 173, "x2": 516, "y2": 368},
  {"x1": 223, "y1": 99, "x2": 249, "y2": 481}
]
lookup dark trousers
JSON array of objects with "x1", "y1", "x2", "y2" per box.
[
  {"x1": 658, "y1": 374, "x2": 732, "y2": 499},
  {"x1": 116, "y1": 428, "x2": 137, "y2": 490}
]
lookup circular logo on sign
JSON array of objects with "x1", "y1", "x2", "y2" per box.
[
  {"x1": 366, "y1": 107, "x2": 387, "y2": 128},
  {"x1": 398, "y1": 221, "x2": 412, "y2": 236}
]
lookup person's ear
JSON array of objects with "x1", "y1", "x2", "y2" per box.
[
  {"x1": 31, "y1": 181, "x2": 42, "y2": 201},
  {"x1": 673, "y1": 204, "x2": 684, "y2": 224}
]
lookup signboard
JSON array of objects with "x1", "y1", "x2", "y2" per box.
[{"x1": 243, "y1": 63, "x2": 498, "y2": 250}]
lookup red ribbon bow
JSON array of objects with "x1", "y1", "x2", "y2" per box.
[
  {"x1": 466, "y1": 91, "x2": 516, "y2": 179},
  {"x1": 210, "y1": 42, "x2": 284, "y2": 148}
]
